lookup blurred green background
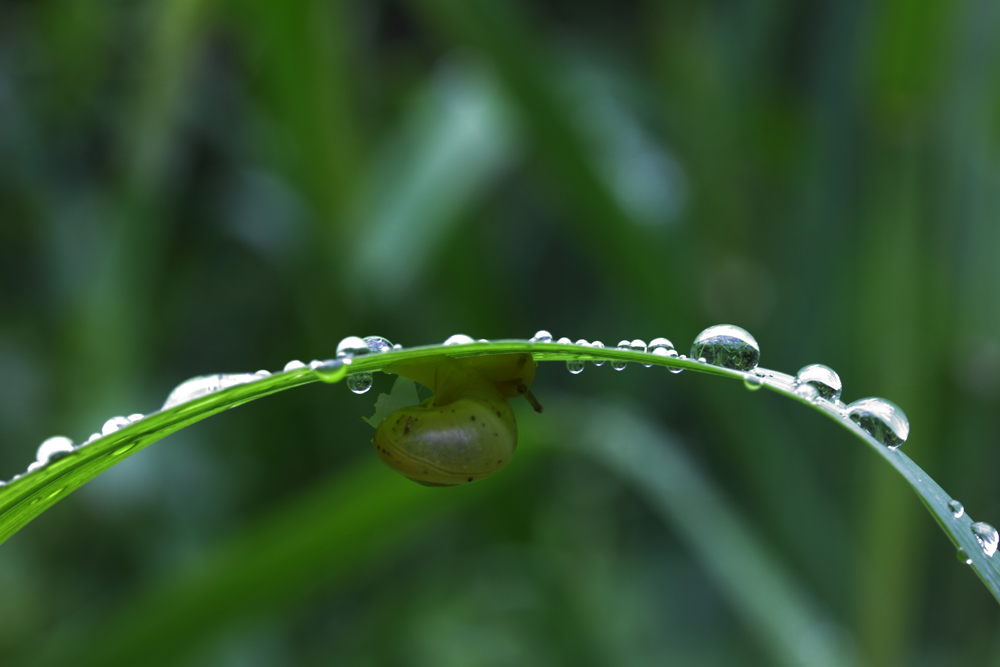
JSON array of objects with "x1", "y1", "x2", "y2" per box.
[{"x1": 2, "y1": 0, "x2": 1000, "y2": 664}]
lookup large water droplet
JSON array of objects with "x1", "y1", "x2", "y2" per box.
[
  {"x1": 957, "y1": 548, "x2": 972, "y2": 565},
  {"x1": 566, "y1": 359, "x2": 584, "y2": 375},
  {"x1": 972, "y1": 522, "x2": 999, "y2": 557},
  {"x1": 35, "y1": 436, "x2": 74, "y2": 466},
  {"x1": 846, "y1": 397, "x2": 909, "y2": 449},
  {"x1": 443, "y1": 334, "x2": 475, "y2": 346},
  {"x1": 744, "y1": 375, "x2": 764, "y2": 391},
  {"x1": 590, "y1": 341, "x2": 606, "y2": 366},
  {"x1": 347, "y1": 373, "x2": 373, "y2": 394},
  {"x1": 162, "y1": 373, "x2": 263, "y2": 410},
  {"x1": 364, "y1": 336, "x2": 393, "y2": 354},
  {"x1": 649, "y1": 338, "x2": 675, "y2": 355},
  {"x1": 102, "y1": 416, "x2": 131, "y2": 435},
  {"x1": 284, "y1": 360, "x2": 306, "y2": 372},
  {"x1": 690, "y1": 324, "x2": 760, "y2": 372},
  {"x1": 530, "y1": 330, "x2": 552, "y2": 344},
  {"x1": 949, "y1": 500, "x2": 964, "y2": 519},
  {"x1": 630, "y1": 339, "x2": 650, "y2": 367},
  {"x1": 795, "y1": 364, "x2": 842, "y2": 401},
  {"x1": 612, "y1": 340, "x2": 630, "y2": 371},
  {"x1": 336, "y1": 336, "x2": 370, "y2": 358}
]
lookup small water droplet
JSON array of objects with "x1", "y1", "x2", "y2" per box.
[
  {"x1": 347, "y1": 373, "x2": 374, "y2": 394},
  {"x1": 102, "y1": 416, "x2": 131, "y2": 436},
  {"x1": 795, "y1": 364, "x2": 842, "y2": 401},
  {"x1": 312, "y1": 358, "x2": 349, "y2": 383},
  {"x1": 364, "y1": 336, "x2": 393, "y2": 354},
  {"x1": 254, "y1": 370, "x2": 271, "y2": 378},
  {"x1": 590, "y1": 341, "x2": 606, "y2": 366},
  {"x1": 612, "y1": 340, "x2": 630, "y2": 371},
  {"x1": 127, "y1": 413, "x2": 144, "y2": 423},
  {"x1": 949, "y1": 500, "x2": 965, "y2": 519},
  {"x1": 478, "y1": 339, "x2": 489, "y2": 343},
  {"x1": 846, "y1": 397, "x2": 909, "y2": 449},
  {"x1": 794, "y1": 383, "x2": 820, "y2": 402},
  {"x1": 690, "y1": 324, "x2": 760, "y2": 371},
  {"x1": 336, "y1": 336, "x2": 370, "y2": 358},
  {"x1": 697, "y1": 357, "x2": 707, "y2": 364},
  {"x1": 629, "y1": 339, "x2": 651, "y2": 367},
  {"x1": 392, "y1": 343, "x2": 403, "y2": 351},
  {"x1": 112, "y1": 444, "x2": 136, "y2": 456},
  {"x1": 957, "y1": 548, "x2": 972, "y2": 565},
  {"x1": 566, "y1": 359, "x2": 585, "y2": 375},
  {"x1": 163, "y1": 374, "x2": 260, "y2": 409},
  {"x1": 556, "y1": 337, "x2": 572, "y2": 345},
  {"x1": 972, "y1": 522, "x2": 999, "y2": 556},
  {"x1": 744, "y1": 375, "x2": 764, "y2": 391},
  {"x1": 649, "y1": 338, "x2": 675, "y2": 354},
  {"x1": 45, "y1": 487, "x2": 64, "y2": 501},
  {"x1": 35, "y1": 436, "x2": 74, "y2": 466},
  {"x1": 443, "y1": 334, "x2": 475, "y2": 346},
  {"x1": 284, "y1": 360, "x2": 306, "y2": 372},
  {"x1": 85, "y1": 433, "x2": 101, "y2": 445},
  {"x1": 575, "y1": 339, "x2": 589, "y2": 346},
  {"x1": 530, "y1": 330, "x2": 553, "y2": 344}
]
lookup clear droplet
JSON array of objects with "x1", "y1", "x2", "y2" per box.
[
  {"x1": 744, "y1": 375, "x2": 764, "y2": 391},
  {"x1": 312, "y1": 358, "x2": 350, "y2": 384},
  {"x1": 612, "y1": 340, "x2": 630, "y2": 371},
  {"x1": 590, "y1": 341, "x2": 606, "y2": 366},
  {"x1": 690, "y1": 324, "x2": 760, "y2": 372},
  {"x1": 566, "y1": 359, "x2": 585, "y2": 375},
  {"x1": 392, "y1": 343, "x2": 403, "y2": 351},
  {"x1": 557, "y1": 337, "x2": 572, "y2": 345},
  {"x1": 102, "y1": 416, "x2": 131, "y2": 436},
  {"x1": 84, "y1": 433, "x2": 101, "y2": 445},
  {"x1": 667, "y1": 349, "x2": 683, "y2": 374},
  {"x1": 347, "y1": 373, "x2": 373, "y2": 394},
  {"x1": 364, "y1": 336, "x2": 393, "y2": 354},
  {"x1": 478, "y1": 339, "x2": 489, "y2": 343},
  {"x1": 284, "y1": 360, "x2": 306, "y2": 372},
  {"x1": 336, "y1": 336, "x2": 370, "y2": 358},
  {"x1": 443, "y1": 334, "x2": 475, "y2": 346},
  {"x1": 629, "y1": 339, "x2": 650, "y2": 367},
  {"x1": 530, "y1": 330, "x2": 553, "y2": 344},
  {"x1": 254, "y1": 369, "x2": 271, "y2": 378},
  {"x1": 649, "y1": 338, "x2": 675, "y2": 354},
  {"x1": 957, "y1": 548, "x2": 972, "y2": 565},
  {"x1": 162, "y1": 373, "x2": 262, "y2": 410},
  {"x1": 794, "y1": 383, "x2": 819, "y2": 402},
  {"x1": 575, "y1": 339, "x2": 589, "y2": 346},
  {"x1": 35, "y1": 436, "x2": 74, "y2": 466},
  {"x1": 972, "y1": 522, "x2": 999, "y2": 557},
  {"x1": 697, "y1": 357, "x2": 707, "y2": 364},
  {"x1": 127, "y1": 413, "x2": 145, "y2": 423},
  {"x1": 795, "y1": 364, "x2": 842, "y2": 401},
  {"x1": 846, "y1": 397, "x2": 909, "y2": 449},
  {"x1": 949, "y1": 500, "x2": 965, "y2": 519}
]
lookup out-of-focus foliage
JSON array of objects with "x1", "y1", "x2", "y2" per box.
[{"x1": 1, "y1": 0, "x2": 999, "y2": 665}]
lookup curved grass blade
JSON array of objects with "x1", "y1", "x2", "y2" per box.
[{"x1": 2, "y1": 339, "x2": 998, "y2": 605}]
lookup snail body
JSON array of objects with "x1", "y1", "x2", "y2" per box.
[{"x1": 374, "y1": 353, "x2": 539, "y2": 486}]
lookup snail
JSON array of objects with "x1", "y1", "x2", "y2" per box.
[{"x1": 373, "y1": 353, "x2": 542, "y2": 486}]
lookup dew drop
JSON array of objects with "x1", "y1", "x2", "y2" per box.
[
  {"x1": 846, "y1": 397, "x2": 909, "y2": 449},
  {"x1": 127, "y1": 413, "x2": 145, "y2": 423},
  {"x1": 312, "y1": 358, "x2": 349, "y2": 383},
  {"x1": 557, "y1": 337, "x2": 572, "y2": 345},
  {"x1": 667, "y1": 349, "x2": 683, "y2": 374},
  {"x1": 590, "y1": 341, "x2": 606, "y2": 366},
  {"x1": 795, "y1": 364, "x2": 842, "y2": 401},
  {"x1": 575, "y1": 339, "x2": 589, "y2": 346},
  {"x1": 102, "y1": 416, "x2": 131, "y2": 436},
  {"x1": 35, "y1": 436, "x2": 74, "y2": 466},
  {"x1": 972, "y1": 522, "x2": 999, "y2": 557},
  {"x1": 649, "y1": 338, "x2": 675, "y2": 354},
  {"x1": 566, "y1": 359, "x2": 585, "y2": 375},
  {"x1": 254, "y1": 370, "x2": 271, "y2": 378},
  {"x1": 957, "y1": 548, "x2": 972, "y2": 565},
  {"x1": 630, "y1": 339, "x2": 650, "y2": 367},
  {"x1": 443, "y1": 334, "x2": 475, "y2": 346},
  {"x1": 478, "y1": 339, "x2": 489, "y2": 343},
  {"x1": 347, "y1": 373, "x2": 374, "y2": 394},
  {"x1": 84, "y1": 433, "x2": 101, "y2": 445},
  {"x1": 530, "y1": 330, "x2": 553, "y2": 344},
  {"x1": 336, "y1": 336, "x2": 370, "y2": 358},
  {"x1": 162, "y1": 374, "x2": 260, "y2": 409},
  {"x1": 690, "y1": 324, "x2": 760, "y2": 372},
  {"x1": 612, "y1": 340, "x2": 630, "y2": 371},
  {"x1": 794, "y1": 383, "x2": 819, "y2": 402},
  {"x1": 392, "y1": 343, "x2": 403, "y2": 351},
  {"x1": 744, "y1": 375, "x2": 764, "y2": 391},
  {"x1": 697, "y1": 357, "x2": 707, "y2": 364},
  {"x1": 949, "y1": 500, "x2": 964, "y2": 519},
  {"x1": 284, "y1": 360, "x2": 306, "y2": 372},
  {"x1": 364, "y1": 336, "x2": 393, "y2": 354},
  {"x1": 112, "y1": 444, "x2": 136, "y2": 456}
]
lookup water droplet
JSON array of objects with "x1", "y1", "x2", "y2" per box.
[
  {"x1": 649, "y1": 338, "x2": 675, "y2": 354},
  {"x1": 84, "y1": 433, "x2": 101, "y2": 445},
  {"x1": 612, "y1": 340, "x2": 630, "y2": 371},
  {"x1": 162, "y1": 374, "x2": 261, "y2": 409},
  {"x1": 336, "y1": 336, "x2": 370, "y2": 358},
  {"x1": 972, "y1": 522, "x2": 999, "y2": 556},
  {"x1": 690, "y1": 324, "x2": 760, "y2": 372},
  {"x1": 697, "y1": 357, "x2": 707, "y2": 364},
  {"x1": 112, "y1": 444, "x2": 136, "y2": 456},
  {"x1": 794, "y1": 383, "x2": 819, "y2": 402},
  {"x1": 254, "y1": 370, "x2": 271, "y2": 378},
  {"x1": 347, "y1": 373, "x2": 374, "y2": 394},
  {"x1": 102, "y1": 416, "x2": 131, "y2": 436},
  {"x1": 575, "y1": 339, "x2": 589, "y2": 346},
  {"x1": 364, "y1": 336, "x2": 393, "y2": 354},
  {"x1": 284, "y1": 360, "x2": 306, "y2": 372},
  {"x1": 949, "y1": 500, "x2": 964, "y2": 519},
  {"x1": 957, "y1": 548, "x2": 972, "y2": 565},
  {"x1": 846, "y1": 397, "x2": 909, "y2": 449},
  {"x1": 45, "y1": 487, "x2": 64, "y2": 501},
  {"x1": 530, "y1": 330, "x2": 553, "y2": 344},
  {"x1": 127, "y1": 413, "x2": 144, "y2": 423},
  {"x1": 630, "y1": 339, "x2": 650, "y2": 367},
  {"x1": 35, "y1": 436, "x2": 74, "y2": 466},
  {"x1": 566, "y1": 359, "x2": 585, "y2": 375},
  {"x1": 744, "y1": 375, "x2": 764, "y2": 391},
  {"x1": 590, "y1": 341, "x2": 606, "y2": 366},
  {"x1": 557, "y1": 337, "x2": 572, "y2": 345},
  {"x1": 443, "y1": 334, "x2": 475, "y2": 346},
  {"x1": 795, "y1": 364, "x2": 842, "y2": 401},
  {"x1": 312, "y1": 358, "x2": 350, "y2": 383},
  {"x1": 392, "y1": 343, "x2": 403, "y2": 351},
  {"x1": 478, "y1": 339, "x2": 489, "y2": 343}
]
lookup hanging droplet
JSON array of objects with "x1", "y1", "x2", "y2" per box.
[
  {"x1": 364, "y1": 336, "x2": 393, "y2": 354},
  {"x1": 794, "y1": 383, "x2": 819, "y2": 402},
  {"x1": 629, "y1": 339, "x2": 651, "y2": 367},
  {"x1": 443, "y1": 334, "x2": 475, "y2": 346},
  {"x1": 949, "y1": 500, "x2": 965, "y2": 519},
  {"x1": 566, "y1": 359, "x2": 585, "y2": 375},
  {"x1": 35, "y1": 436, "x2": 74, "y2": 466},
  {"x1": 312, "y1": 358, "x2": 350, "y2": 384},
  {"x1": 972, "y1": 522, "x2": 999, "y2": 557},
  {"x1": 590, "y1": 341, "x2": 606, "y2": 366},
  {"x1": 612, "y1": 340, "x2": 630, "y2": 371},
  {"x1": 795, "y1": 364, "x2": 842, "y2": 401},
  {"x1": 957, "y1": 548, "x2": 972, "y2": 565},
  {"x1": 284, "y1": 359, "x2": 306, "y2": 372},
  {"x1": 347, "y1": 373, "x2": 374, "y2": 394},
  {"x1": 127, "y1": 413, "x2": 145, "y2": 423},
  {"x1": 530, "y1": 330, "x2": 553, "y2": 344},
  {"x1": 744, "y1": 375, "x2": 764, "y2": 391},
  {"x1": 478, "y1": 339, "x2": 489, "y2": 343},
  {"x1": 102, "y1": 416, "x2": 131, "y2": 436},
  {"x1": 846, "y1": 397, "x2": 909, "y2": 449},
  {"x1": 690, "y1": 324, "x2": 760, "y2": 372}
]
